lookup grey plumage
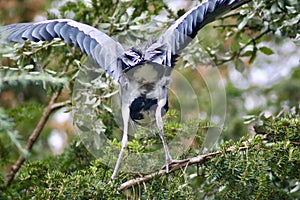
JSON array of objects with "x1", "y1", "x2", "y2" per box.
[
  {"x1": 0, "y1": 0, "x2": 251, "y2": 180},
  {"x1": 1, "y1": 19, "x2": 124, "y2": 81},
  {"x1": 147, "y1": 0, "x2": 251, "y2": 66}
]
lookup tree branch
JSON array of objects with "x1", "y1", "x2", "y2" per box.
[
  {"x1": 4, "y1": 90, "x2": 63, "y2": 187},
  {"x1": 215, "y1": 29, "x2": 271, "y2": 65},
  {"x1": 119, "y1": 145, "x2": 249, "y2": 192},
  {"x1": 51, "y1": 100, "x2": 72, "y2": 110}
]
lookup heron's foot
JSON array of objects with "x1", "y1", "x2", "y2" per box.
[
  {"x1": 106, "y1": 175, "x2": 118, "y2": 185},
  {"x1": 106, "y1": 179, "x2": 112, "y2": 185},
  {"x1": 161, "y1": 158, "x2": 190, "y2": 173}
]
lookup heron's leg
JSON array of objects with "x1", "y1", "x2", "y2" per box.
[
  {"x1": 156, "y1": 97, "x2": 189, "y2": 173},
  {"x1": 155, "y1": 97, "x2": 173, "y2": 172},
  {"x1": 111, "y1": 103, "x2": 130, "y2": 180}
]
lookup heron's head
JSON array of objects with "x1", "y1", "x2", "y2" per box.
[
  {"x1": 120, "y1": 44, "x2": 169, "y2": 71},
  {"x1": 119, "y1": 48, "x2": 143, "y2": 71}
]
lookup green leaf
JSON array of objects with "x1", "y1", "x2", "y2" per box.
[
  {"x1": 259, "y1": 46, "x2": 275, "y2": 55},
  {"x1": 234, "y1": 58, "x2": 246, "y2": 72},
  {"x1": 249, "y1": 46, "x2": 257, "y2": 64},
  {"x1": 241, "y1": 50, "x2": 253, "y2": 57},
  {"x1": 231, "y1": 38, "x2": 241, "y2": 51}
]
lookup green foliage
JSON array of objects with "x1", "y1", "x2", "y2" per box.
[
  {"x1": 203, "y1": 0, "x2": 300, "y2": 67},
  {"x1": 0, "y1": 70, "x2": 67, "y2": 93},
  {"x1": 255, "y1": 111, "x2": 300, "y2": 144},
  {"x1": 195, "y1": 111, "x2": 300, "y2": 199},
  {"x1": 0, "y1": 136, "x2": 195, "y2": 199},
  {"x1": 0, "y1": 108, "x2": 27, "y2": 167},
  {"x1": 1, "y1": 110, "x2": 299, "y2": 199}
]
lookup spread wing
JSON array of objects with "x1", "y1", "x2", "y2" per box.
[
  {"x1": 146, "y1": 0, "x2": 251, "y2": 66},
  {"x1": 0, "y1": 19, "x2": 124, "y2": 81}
]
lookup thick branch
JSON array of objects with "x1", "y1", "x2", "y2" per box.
[
  {"x1": 4, "y1": 90, "x2": 62, "y2": 187},
  {"x1": 119, "y1": 145, "x2": 249, "y2": 191}
]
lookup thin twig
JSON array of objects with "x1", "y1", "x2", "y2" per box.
[
  {"x1": 119, "y1": 145, "x2": 249, "y2": 192},
  {"x1": 4, "y1": 90, "x2": 62, "y2": 187},
  {"x1": 215, "y1": 29, "x2": 271, "y2": 65},
  {"x1": 51, "y1": 100, "x2": 72, "y2": 110}
]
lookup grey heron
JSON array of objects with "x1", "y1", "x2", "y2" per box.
[{"x1": 0, "y1": 0, "x2": 251, "y2": 180}]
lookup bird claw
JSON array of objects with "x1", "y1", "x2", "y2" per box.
[{"x1": 161, "y1": 158, "x2": 189, "y2": 173}]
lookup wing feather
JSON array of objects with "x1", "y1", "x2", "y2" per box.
[
  {"x1": 0, "y1": 19, "x2": 124, "y2": 81},
  {"x1": 147, "y1": 0, "x2": 251, "y2": 66}
]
